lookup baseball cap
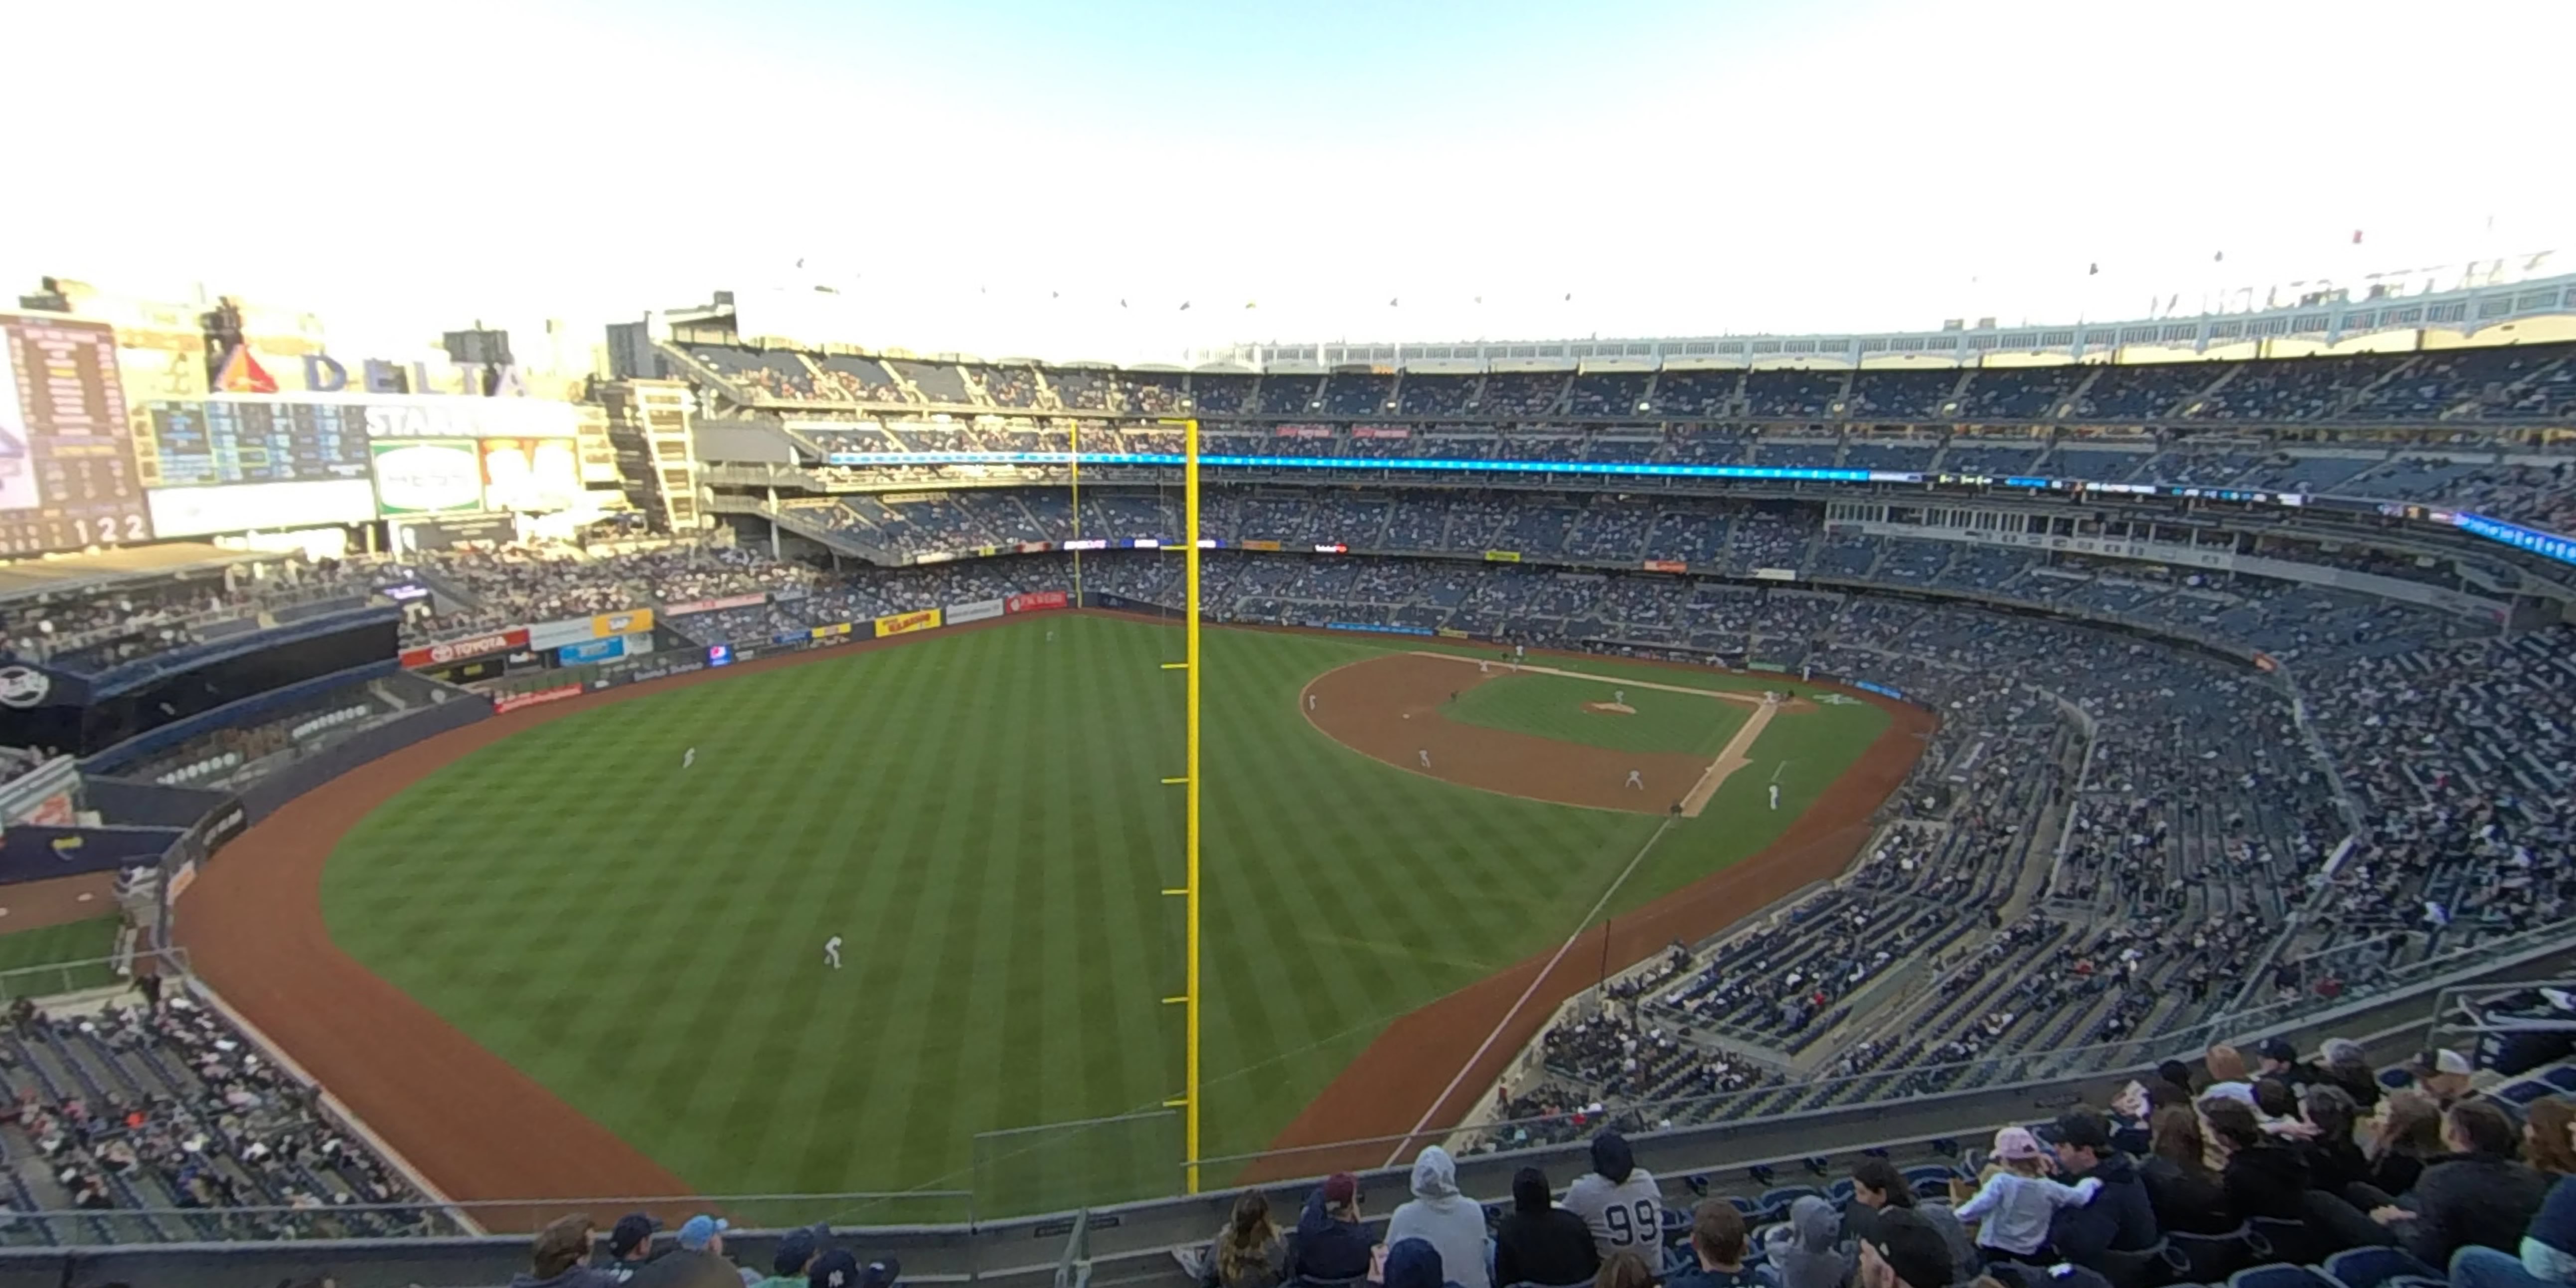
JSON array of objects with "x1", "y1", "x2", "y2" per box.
[
  {"x1": 2320, "y1": 1038, "x2": 2367, "y2": 1066},
  {"x1": 609, "y1": 1212, "x2": 661, "y2": 1257},
  {"x1": 1322, "y1": 1172, "x2": 1359, "y2": 1205},
  {"x1": 2044, "y1": 1110, "x2": 2110, "y2": 1151},
  {"x1": 859, "y1": 1256, "x2": 902, "y2": 1288},
  {"x1": 1865, "y1": 1207, "x2": 1954, "y2": 1288},
  {"x1": 1991, "y1": 1126, "x2": 2044, "y2": 1161},
  {"x1": 809, "y1": 1250, "x2": 862, "y2": 1288},
  {"x1": 677, "y1": 1214, "x2": 729, "y2": 1250},
  {"x1": 2256, "y1": 1037, "x2": 2299, "y2": 1065},
  {"x1": 775, "y1": 1222, "x2": 832, "y2": 1275},
  {"x1": 2424, "y1": 1048, "x2": 2474, "y2": 1076}
]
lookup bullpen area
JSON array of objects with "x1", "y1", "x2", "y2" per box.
[{"x1": 182, "y1": 612, "x2": 1918, "y2": 1218}]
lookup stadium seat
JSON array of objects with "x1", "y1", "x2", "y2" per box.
[
  {"x1": 2094, "y1": 1237, "x2": 2170, "y2": 1288},
  {"x1": 2166, "y1": 1227, "x2": 2259, "y2": 1284},
  {"x1": 2318, "y1": 1247, "x2": 2441, "y2": 1288},
  {"x1": 2495, "y1": 1080, "x2": 2553, "y2": 1106},
  {"x1": 1903, "y1": 1165, "x2": 1958, "y2": 1198},
  {"x1": 2245, "y1": 1217, "x2": 2327, "y2": 1269},
  {"x1": 2226, "y1": 1266, "x2": 2334, "y2": 1288},
  {"x1": 2545, "y1": 1066, "x2": 2576, "y2": 1093}
]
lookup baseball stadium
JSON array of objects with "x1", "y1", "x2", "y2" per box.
[{"x1": 2, "y1": 4, "x2": 2576, "y2": 1287}]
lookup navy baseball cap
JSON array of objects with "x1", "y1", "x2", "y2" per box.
[
  {"x1": 775, "y1": 1222, "x2": 831, "y2": 1275},
  {"x1": 609, "y1": 1212, "x2": 661, "y2": 1256}
]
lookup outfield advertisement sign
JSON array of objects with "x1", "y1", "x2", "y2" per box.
[
  {"x1": 874, "y1": 608, "x2": 943, "y2": 638},
  {"x1": 662, "y1": 592, "x2": 768, "y2": 618},
  {"x1": 947, "y1": 598, "x2": 1004, "y2": 625},
  {"x1": 555, "y1": 636, "x2": 627, "y2": 665},
  {"x1": 1005, "y1": 591, "x2": 1068, "y2": 614},
  {"x1": 1327, "y1": 622, "x2": 1436, "y2": 637},
  {"x1": 528, "y1": 608, "x2": 654, "y2": 651},
  {"x1": 1483, "y1": 550, "x2": 1522, "y2": 563},
  {"x1": 1643, "y1": 560, "x2": 1688, "y2": 573},
  {"x1": 400, "y1": 628, "x2": 529, "y2": 669},
  {"x1": 492, "y1": 684, "x2": 583, "y2": 714}
]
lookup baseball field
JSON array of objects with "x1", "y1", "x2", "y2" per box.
[{"x1": 185, "y1": 610, "x2": 1924, "y2": 1222}]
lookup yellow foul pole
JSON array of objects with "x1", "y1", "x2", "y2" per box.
[
  {"x1": 1183, "y1": 415, "x2": 1203, "y2": 1194},
  {"x1": 1069, "y1": 420, "x2": 1083, "y2": 603}
]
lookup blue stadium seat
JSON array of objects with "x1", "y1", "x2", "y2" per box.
[
  {"x1": 2496, "y1": 1080, "x2": 2553, "y2": 1106},
  {"x1": 1757, "y1": 1187, "x2": 1823, "y2": 1220},
  {"x1": 2227, "y1": 1265, "x2": 2334, "y2": 1288},
  {"x1": 2246, "y1": 1217, "x2": 2327, "y2": 1268},
  {"x1": 2546, "y1": 1066, "x2": 2576, "y2": 1093},
  {"x1": 2318, "y1": 1246, "x2": 2440, "y2": 1288},
  {"x1": 1827, "y1": 1179, "x2": 1856, "y2": 1204},
  {"x1": 2166, "y1": 1226, "x2": 2259, "y2": 1284},
  {"x1": 1903, "y1": 1165, "x2": 1959, "y2": 1198}
]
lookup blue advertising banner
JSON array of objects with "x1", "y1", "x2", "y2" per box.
[{"x1": 556, "y1": 636, "x2": 627, "y2": 665}]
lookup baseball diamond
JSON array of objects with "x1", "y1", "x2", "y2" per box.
[{"x1": 179, "y1": 612, "x2": 1904, "y2": 1211}]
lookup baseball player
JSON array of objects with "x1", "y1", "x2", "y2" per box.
[
  {"x1": 1307, "y1": 693, "x2": 1317, "y2": 711},
  {"x1": 1614, "y1": 689, "x2": 1625, "y2": 706},
  {"x1": 824, "y1": 935, "x2": 844, "y2": 969},
  {"x1": 1479, "y1": 659, "x2": 1490, "y2": 674},
  {"x1": 1769, "y1": 783, "x2": 1781, "y2": 810},
  {"x1": 1419, "y1": 749, "x2": 1432, "y2": 770},
  {"x1": 1625, "y1": 769, "x2": 1643, "y2": 790},
  {"x1": 683, "y1": 747, "x2": 696, "y2": 770}
]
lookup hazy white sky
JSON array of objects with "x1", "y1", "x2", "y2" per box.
[{"x1": 2, "y1": 0, "x2": 2568, "y2": 363}]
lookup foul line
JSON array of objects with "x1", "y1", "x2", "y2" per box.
[
  {"x1": 1679, "y1": 697, "x2": 1779, "y2": 816},
  {"x1": 1382, "y1": 813, "x2": 1677, "y2": 1168}
]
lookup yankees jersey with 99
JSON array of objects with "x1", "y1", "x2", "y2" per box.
[{"x1": 1562, "y1": 1169, "x2": 1663, "y2": 1259}]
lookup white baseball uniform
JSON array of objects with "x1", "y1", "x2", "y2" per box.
[
  {"x1": 1769, "y1": 783, "x2": 1781, "y2": 810},
  {"x1": 1626, "y1": 770, "x2": 1643, "y2": 789},
  {"x1": 1419, "y1": 749, "x2": 1431, "y2": 769},
  {"x1": 683, "y1": 748, "x2": 696, "y2": 769},
  {"x1": 824, "y1": 936, "x2": 844, "y2": 968}
]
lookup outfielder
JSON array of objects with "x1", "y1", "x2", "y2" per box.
[
  {"x1": 1769, "y1": 783, "x2": 1781, "y2": 810},
  {"x1": 824, "y1": 935, "x2": 844, "y2": 969},
  {"x1": 1419, "y1": 749, "x2": 1432, "y2": 769},
  {"x1": 1625, "y1": 769, "x2": 1643, "y2": 790},
  {"x1": 683, "y1": 747, "x2": 696, "y2": 769}
]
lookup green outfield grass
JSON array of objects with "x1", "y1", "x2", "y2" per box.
[
  {"x1": 1443, "y1": 671, "x2": 1752, "y2": 757},
  {"x1": 319, "y1": 613, "x2": 1889, "y2": 1213},
  {"x1": 0, "y1": 917, "x2": 126, "y2": 998}
]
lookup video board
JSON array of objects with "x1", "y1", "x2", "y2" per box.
[
  {"x1": 139, "y1": 399, "x2": 372, "y2": 487},
  {"x1": 0, "y1": 314, "x2": 153, "y2": 556}
]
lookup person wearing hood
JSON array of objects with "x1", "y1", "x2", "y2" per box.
[
  {"x1": 2044, "y1": 1109, "x2": 2160, "y2": 1270},
  {"x1": 513, "y1": 1215, "x2": 621, "y2": 1288},
  {"x1": 1563, "y1": 1133, "x2": 1664, "y2": 1264},
  {"x1": 1386, "y1": 1237, "x2": 1467, "y2": 1288},
  {"x1": 1388, "y1": 1147, "x2": 1493, "y2": 1288},
  {"x1": 1496, "y1": 1166, "x2": 1600, "y2": 1288},
  {"x1": 1289, "y1": 1173, "x2": 1375, "y2": 1283},
  {"x1": 1764, "y1": 1194, "x2": 1854, "y2": 1288},
  {"x1": 2200, "y1": 1097, "x2": 2311, "y2": 1223}
]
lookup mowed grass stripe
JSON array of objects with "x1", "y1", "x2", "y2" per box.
[{"x1": 322, "y1": 615, "x2": 1891, "y2": 1203}]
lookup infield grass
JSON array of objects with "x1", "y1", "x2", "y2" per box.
[
  {"x1": 1442, "y1": 671, "x2": 1752, "y2": 757},
  {"x1": 319, "y1": 611, "x2": 1888, "y2": 1214}
]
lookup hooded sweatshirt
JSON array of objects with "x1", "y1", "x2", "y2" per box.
[
  {"x1": 1289, "y1": 1186, "x2": 1376, "y2": 1283},
  {"x1": 1562, "y1": 1134, "x2": 1664, "y2": 1263},
  {"x1": 2520, "y1": 1174, "x2": 2576, "y2": 1283},
  {"x1": 1762, "y1": 1195, "x2": 1851, "y2": 1288},
  {"x1": 1386, "y1": 1238, "x2": 1465, "y2": 1288},
  {"x1": 1387, "y1": 1148, "x2": 1493, "y2": 1288},
  {"x1": 1495, "y1": 1170, "x2": 1601, "y2": 1288}
]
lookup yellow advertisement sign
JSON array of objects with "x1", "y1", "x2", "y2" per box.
[
  {"x1": 874, "y1": 608, "x2": 944, "y2": 638},
  {"x1": 1437, "y1": 628, "x2": 1470, "y2": 639},
  {"x1": 1483, "y1": 550, "x2": 1522, "y2": 563},
  {"x1": 592, "y1": 609, "x2": 654, "y2": 638},
  {"x1": 809, "y1": 622, "x2": 855, "y2": 640},
  {"x1": 1243, "y1": 539, "x2": 1283, "y2": 552}
]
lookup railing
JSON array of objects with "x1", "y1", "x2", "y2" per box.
[{"x1": 0, "y1": 948, "x2": 187, "y2": 1002}]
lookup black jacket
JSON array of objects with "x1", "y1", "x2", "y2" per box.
[
  {"x1": 2395, "y1": 1152, "x2": 2552, "y2": 1268},
  {"x1": 1288, "y1": 1189, "x2": 1376, "y2": 1283},
  {"x1": 2302, "y1": 1133, "x2": 2374, "y2": 1199},
  {"x1": 2222, "y1": 1141, "x2": 2313, "y2": 1222},
  {"x1": 2050, "y1": 1153, "x2": 2162, "y2": 1266},
  {"x1": 2139, "y1": 1155, "x2": 2236, "y2": 1236},
  {"x1": 2369, "y1": 1150, "x2": 2429, "y2": 1199},
  {"x1": 1494, "y1": 1207, "x2": 1601, "y2": 1288}
]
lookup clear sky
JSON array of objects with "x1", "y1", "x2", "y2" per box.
[{"x1": 2, "y1": 0, "x2": 2568, "y2": 362}]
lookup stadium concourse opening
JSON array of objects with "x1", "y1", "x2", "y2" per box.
[{"x1": 1299, "y1": 651, "x2": 1806, "y2": 815}]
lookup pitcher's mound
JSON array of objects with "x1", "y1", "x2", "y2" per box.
[{"x1": 1583, "y1": 701, "x2": 1637, "y2": 716}]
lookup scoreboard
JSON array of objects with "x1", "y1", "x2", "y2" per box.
[
  {"x1": 0, "y1": 314, "x2": 153, "y2": 556},
  {"x1": 140, "y1": 400, "x2": 372, "y2": 486}
]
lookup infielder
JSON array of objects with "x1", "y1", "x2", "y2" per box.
[
  {"x1": 1419, "y1": 749, "x2": 1432, "y2": 769},
  {"x1": 1769, "y1": 783, "x2": 1781, "y2": 810},
  {"x1": 1625, "y1": 769, "x2": 1643, "y2": 790},
  {"x1": 1614, "y1": 689, "x2": 1625, "y2": 706},
  {"x1": 1479, "y1": 659, "x2": 1490, "y2": 674},
  {"x1": 1307, "y1": 693, "x2": 1317, "y2": 711},
  {"x1": 683, "y1": 747, "x2": 696, "y2": 769},
  {"x1": 823, "y1": 935, "x2": 844, "y2": 969}
]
